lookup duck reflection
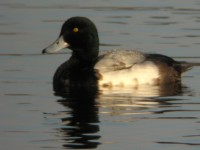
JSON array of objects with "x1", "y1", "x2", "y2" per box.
[
  {"x1": 97, "y1": 82, "x2": 188, "y2": 117},
  {"x1": 54, "y1": 81, "x2": 189, "y2": 148},
  {"x1": 99, "y1": 81, "x2": 184, "y2": 97},
  {"x1": 56, "y1": 86, "x2": 101, "y2": 149}
]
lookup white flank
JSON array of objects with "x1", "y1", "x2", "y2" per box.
[{"x1": 98, "y1": 61, "x2": 159, "y2": 87}]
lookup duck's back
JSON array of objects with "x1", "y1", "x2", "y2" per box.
[{"x1": 95, "y1": 50, "x2": 145, "y2": 72}]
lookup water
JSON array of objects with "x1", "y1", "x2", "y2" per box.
[{"x1": 1, "y1": 0, "x2": 200, "y2": 149}]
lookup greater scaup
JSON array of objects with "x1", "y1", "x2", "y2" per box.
[{"x1": 42, "y1": 17, "x2": 200, "y2": 92}]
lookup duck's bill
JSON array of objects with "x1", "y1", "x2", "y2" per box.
[{"x1": 42, "y1": 36, "x2": 69, "y2": 54}]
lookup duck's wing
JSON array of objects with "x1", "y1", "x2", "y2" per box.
[{"x1": 94, "y1": 50, "x2": 145, "y2": 72}]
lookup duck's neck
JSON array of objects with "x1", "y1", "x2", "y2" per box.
[
  {"x1": 71, "y1": 41, "x2": 99, "y2": 64},
  {"x1": 74, "y1": 49, "x2": 98, "y2": 61},
  {"x1": 70, "y1": 48, "x2": 98, "y2": 69}
]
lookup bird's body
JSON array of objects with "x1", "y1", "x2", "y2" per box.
[{"x1": 42, "y1": 17, "x2": 199, "y2": 93}]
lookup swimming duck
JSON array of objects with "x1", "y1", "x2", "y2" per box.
[{"x1": 42, "y1": 17, "x2": 199, "y2": 92}]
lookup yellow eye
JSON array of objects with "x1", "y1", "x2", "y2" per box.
[{"x1": 73, "y1": 27, "x2": 79, "y2": 33}]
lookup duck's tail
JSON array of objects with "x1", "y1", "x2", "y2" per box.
[{"x1": 180, "y1": 61, "x2": 200, "y2": 73}]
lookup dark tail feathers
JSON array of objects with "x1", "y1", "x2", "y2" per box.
[{"x1": 180, "y1": 61, "x2": 200, "y2": 73}]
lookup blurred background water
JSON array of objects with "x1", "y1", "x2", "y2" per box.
[{"x1": 1, "y1": 0, "x2": 200, "y2": 149}]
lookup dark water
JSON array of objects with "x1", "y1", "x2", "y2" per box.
[{"x1": 1, "y1": 0, "x2": 200, "y2": 149}]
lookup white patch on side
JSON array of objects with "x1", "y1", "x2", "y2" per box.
[{"x1": 98, "y1": 61, "x2": 159, "y2": 87}]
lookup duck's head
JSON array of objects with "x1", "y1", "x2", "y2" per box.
[{"x1": 42, "y1": 17, "x2": 99, "y2": 61}]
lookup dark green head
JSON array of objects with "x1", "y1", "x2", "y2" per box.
[{"x1": 42, "y1": 17, "x2": 99, "y2": 62}]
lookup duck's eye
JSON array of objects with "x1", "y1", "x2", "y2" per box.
[{"x1": 73, "y1": 27, "x2": 79, "y2": 33}]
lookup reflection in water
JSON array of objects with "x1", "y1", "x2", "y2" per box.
[
  {"x1": 99, "y1": 82, "x2": 184, "y2": 97},
  {"x1": 56, "y1": 86, "x2": 101, "y2": 149},
  {"x1": 97, "y1": 83, "x2": 186, "y2": 118},
  {"x1": 53, "y1": 81, "x2": 190, "y2": 149}
]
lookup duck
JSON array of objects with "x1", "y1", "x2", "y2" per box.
[{"x1": 42, "y1": 16, "x2": 200, "y2": 93}]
